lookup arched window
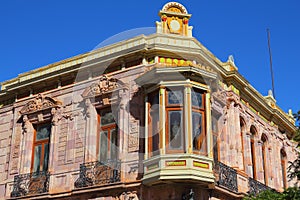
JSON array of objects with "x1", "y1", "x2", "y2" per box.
[
  {"x1": 240, "y1": 117, "x2": 246, "y2": 170},
  {"x1": 281, "y1": 149, "x2": 287, "y2": 189},
  {"x1": 261, "y1": 134, "x2": 268, "y2": 185},
  {"x1": 250, "y1": 126, "x2": 257, "y2": 179}
]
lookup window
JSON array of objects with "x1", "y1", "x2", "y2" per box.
[
  {"x1": 240, "y1": 118, "x2": 246, "y2": 170},
  {"x1": 281, "y1": 149, "x2": 287, "y2": 189},
  {"x1": 97, "y1": 109, "x2": 118, "y2": 162},
  {"x1": 146, "y1": 86, "x2": 207, "y2": 156},
  {"x1": 250, "y1": 126, "x2": 257, "y2": 179},
  {"x1": 148, "y1": 91, "x2": 160, "y2": 156},
  {"x1": 166, "y1": 89, "x2": 184, "y2": 152},
  {"x1": 212, "y1": 116, "x2": 219, "y2": 163},
  {"x1": 32, "y1": 124, "x2": 51, "y2": 173},
  {"x1": 261, "y1": 134, "x2": 268, "y2": 184},
  {"x1": 191, "y1": 89, "x2": 206, "y2": 154}
]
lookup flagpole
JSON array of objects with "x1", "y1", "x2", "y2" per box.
[{"x1": 267, "y1": 28, "x2": 276, "y2": 99}]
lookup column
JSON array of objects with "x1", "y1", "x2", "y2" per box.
[
  {"x1": 159, "y1": 87, "x2": 166, "y2": 155},
  {"x1": 184, "y1": 86, "x2": 192, "y2": 153},
  {"x1": 144, "y1": 96, "x2": 149, "y2": 159}
]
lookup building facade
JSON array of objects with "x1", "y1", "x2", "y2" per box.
[{"x1": 0, "y1": 2, "x2": 298, "y2": 200}]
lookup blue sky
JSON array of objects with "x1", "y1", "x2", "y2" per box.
[{"x1": 0, "y1": 0, "x2": 299, "y2": 114}]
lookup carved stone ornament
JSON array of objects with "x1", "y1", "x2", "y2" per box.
[
  {"x1": 20, "y1": 94, "x2": 62, "y2": 115},
  {"x1": 117, "y1": 191, "x2": 139, "y2": 200},
  {"x1": 162, "y1": 2, "x2": 188, "y2": 14},
  {"x1": 82, "y1": 75, "x2": 128, "y2": 98}
]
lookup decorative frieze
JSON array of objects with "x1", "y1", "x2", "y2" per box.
[{"x1": 128, "y1": 119, "x2": 139, "y2": 152}]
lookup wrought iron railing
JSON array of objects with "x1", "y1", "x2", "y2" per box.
[
  {"x1": 248, "y1": 177, "x2": 272, "y2": 196},
  {"x1": 215, "y1": 162, "x2": 238, "y2": 193},
  {"x1": 11, "y1": 171, "x2": 50, "y2": 197},
  {"x1": 74, "y1": 159, "x2": 121, "y2": 188}
]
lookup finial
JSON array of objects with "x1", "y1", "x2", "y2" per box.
[
  {"x1": 268, "y1": 89, "x2": 273, "y2": 97},
  {"x1": 228, "y1": 55, "x2": 235, "y2": 64}
]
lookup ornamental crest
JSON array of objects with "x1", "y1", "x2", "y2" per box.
[
  {"x1": 20, "y1": 94, "x2": 62, "y2": 115},
  {"x1": 82, "y1": 75, "x2": 128, "y2": 98}
]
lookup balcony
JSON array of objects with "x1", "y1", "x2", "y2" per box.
[
  {"x1": 215, "y1": 161, "x2": 273, "y2": 196},
  {"x1": 248, "y1": 177, "x2": 272, "y2": 196},
  {"x1": 215, "y1": 162, "x2": 238, "y2": 193},
  {"x1": 74, "y1": 159, "x2": 121, "y2": 188},
  {"x1": 10, "y1": 171, "x2": 50, "y2": 198}
]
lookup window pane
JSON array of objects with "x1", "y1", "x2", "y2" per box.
[
  {"x1": 43, "y1": 143, "x2": 49, "y2": 172},
  {"x1": 99, "y1": 131, "x2": 108, "y2": 161},
  {"x1": 150, "y1": 92, "x2": 159, "y2": 110},
  {"x1": 33, "y1": 145, "x2": 42, "y2": 173},
  {"x1": 192, "y1": 112, "x2": 202, "y2": 150},
  {"x1": 100, "y1": 110, "x2": 115, "y2": 126},
  {"x1": 151, "y1": 111, "x2": 159, "y2": 153},
  {"x1": 168, "y1": 90, "x2": 183, "y2": 105},
  {"x1": 168, "y1": 111, "x2": 183, "y2": 149},
  {"x1": 191, "y1": 90, "x2": 203, "y2": 108},
  {"x1": 36, "y1": 124, "x2": 51, "y2": 140},
  {"x1": 110, "y1": 129, "x2": 118, "y2": 160}
]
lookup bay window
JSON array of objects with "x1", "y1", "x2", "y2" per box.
[{"x1": 147, "y1": 86, "x2": 207, "y2": 156}]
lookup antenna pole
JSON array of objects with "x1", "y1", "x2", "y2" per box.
[{"x1": 267, "y1": 28, "x2": 276, "y2": 99}]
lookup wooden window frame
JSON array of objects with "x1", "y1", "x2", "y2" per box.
[
  {"x1": 148, "y1": 91, "x2": 160, "y2": 157},
  {"x1": 191, "y1": 89, "x2": 206, "y2": 155},
  {"x1": 97, "y1": 108, "x2": 118, "y2": 162},
  {"x1": 31, "y1": 123, "x2": 51, "y2": 173},
  {"x1": 165, "y1": 89, "x2": 185, "y2": 154}
]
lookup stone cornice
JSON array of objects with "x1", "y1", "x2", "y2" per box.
[{"x1": 223, "y1": 70, "x2": 296, "y2": 135}]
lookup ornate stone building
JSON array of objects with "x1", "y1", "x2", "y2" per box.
[{"x1": 0, "y1": 2, "x2": 298, "y2": 200}]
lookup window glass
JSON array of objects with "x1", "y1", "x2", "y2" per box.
[
  {"x1": 149, "y1": 91, "x2": 160, "y2": 155},
  {"x1": 168, "y1": 111, "x2": 183, "y2": 149},
  {"x1": 191, "y1": 90, "x2": 203, "y2": 108},
  {"x1": 43, "y1": 143, "x2": 49, "y2": 172},
  {"x1": 33, "y1": 145, "x2": 41, "y2": 173},
  {"x1": 100, "y1": 110, "x2": 115, "y2": 126},
  {"x1": 100, "y1": 131, "x2": 108, "y2": 161},
  {"x1": 36, "y1": 124, "x2": 51, "y2": 140},
  {"x1": 110, "y1": 129, "x2": 118, "y2": 160},
  {"x1": 192, "y1": 112, "x2": 202, "y2": 150},
  {"x1": 150, "y1": 92, "x2": 159, "y2": 109},
  {"x1": 168, "y1": 90, "x2": 183, "y2": 105}
]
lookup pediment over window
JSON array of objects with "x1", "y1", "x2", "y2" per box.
[
  {"x1": 82, "y1": 75, "x2": 128, "y2": 99},
  {"x1": 20, "y1": 94, "x2": 62, "y2": 115}
]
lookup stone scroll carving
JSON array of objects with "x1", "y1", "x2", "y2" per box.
[
  {"x1": 117, "y1": 191, "x2": 139, "y2": 200},
  {"x1": 82, "y1": 75, "x2": 128, "y2": 98},
  {"x1": 20, "y1": 94, "x2": 62, "y2": 115}
]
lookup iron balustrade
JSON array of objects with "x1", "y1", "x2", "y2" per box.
[
  {"x1": 248, "y1": 177, "x2": 272, "y2": 196},
  {"x1": 74, "y1": 159, "x2": 121, "y2": 188},
  {"x1": 10, "y1": 171, "x2": 50, "y2": 197},
  {"x1": 215, "y1": 161, "x2": 238, "y2": 193}
]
